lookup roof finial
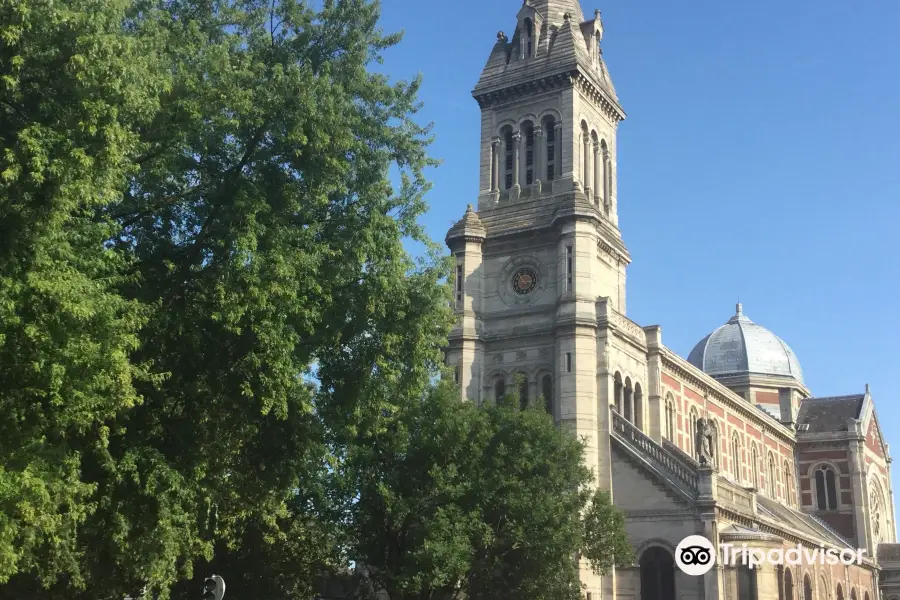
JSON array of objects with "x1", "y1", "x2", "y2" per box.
[
  {"x1": 736, "y1": 301, "x2": 743, "y2": 317},
  {"x1": 866, "y1": 383, "x2": 870, "y2": 394}
]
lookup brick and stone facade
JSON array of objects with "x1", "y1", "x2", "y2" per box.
[{"x1": 444, "y1": 2, "x2": 897, "y2": 599}]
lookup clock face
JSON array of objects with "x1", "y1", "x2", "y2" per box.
[{"x1": 512, "y1": 268, "x2": 538, "y2": 295}]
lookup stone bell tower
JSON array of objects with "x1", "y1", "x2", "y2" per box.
[{"x1": 445, "y1": 1, "x2": 630, "y2": 598}]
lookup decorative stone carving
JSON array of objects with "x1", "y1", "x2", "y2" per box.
[
  {"x1": 494, "y1": 354, "x2": 504, "y2": 364},
  {"x1": 610, "y1": 310, "x2": 645, "y2": 344},
  {"x1": 697, "y1": 417, "x2": 715, "y2": 466},
  {"x1": 516, "y1": 350, "x2": 527, "y2": 361},
  {"x1": 539, "y1": 347, "x2": 550, "y2": 357}
]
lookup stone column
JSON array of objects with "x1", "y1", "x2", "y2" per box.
[
  {"x1": 533, "y1": 125, "x2": 544, "y2": 186},
  {"x1": 593, "y1": 142, "x2": 601, "y2": 206},
  {"x1": 490, "y1": 138, "x2": 500, "y2": 193},
  {"x1": 512, "y1": 131, "x2": 521, "y2": 190},
  {"x1": 582, "y1": 135, "x2": 592, "y2": 197},
  {"x1": 554, "y1": 122, "x2": 563, "y2": 182},
  {"x1": 698, "y1": 467, "x2": 721, "y2": 600},
  {"x1": 602, "y1": 147, "x2": 611, "y2": 212},
  {"x1": 849, "y1": 436, "x2": 872, "y2": 555}
]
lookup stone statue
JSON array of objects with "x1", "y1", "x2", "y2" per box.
[{"x1": 697, "y1": 417, "x2": 714, "y2": 465}]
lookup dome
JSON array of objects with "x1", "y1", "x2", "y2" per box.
[{"x1": 687, "y1": 303, "x2": 804, "y2": 383}]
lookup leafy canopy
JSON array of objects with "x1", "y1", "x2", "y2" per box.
[
  {"x1": 2, "y1": 0, "x2": 449, "y2": 597},
  {"x1": 346, "y1": 382, "x2": 634, "y2": 600},
  {"x1": 0, "y1": 0, "x2": 632, "y2": 598}
]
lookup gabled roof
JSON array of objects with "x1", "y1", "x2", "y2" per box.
[
  {"x1": 756, "y1": 495, "x2": 853, "y2": 549},
  {"x1": 795, "y1": 394, "x2": 864, "y2": 434}
]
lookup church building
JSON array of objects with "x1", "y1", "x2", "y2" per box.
[{"x1": 444, "y1": 1, "x2": 900, "y2": 599}]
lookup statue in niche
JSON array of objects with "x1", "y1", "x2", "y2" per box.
[{"x1": 696, "y1": 417, "x2": 715, "y2": 466}]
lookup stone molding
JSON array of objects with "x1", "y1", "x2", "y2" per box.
[{"x1": 661, "y1": 350, "x2": 797, "y2": 445}]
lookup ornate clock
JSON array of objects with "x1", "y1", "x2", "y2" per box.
[
  {"x1": 498, "y1": 256, "x2": 545, "y2": 306},
  {"x1": 512, "y1": 268, "x2": 538, "y2": 295}
]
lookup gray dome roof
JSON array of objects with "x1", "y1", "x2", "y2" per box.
[{"x1": 688, "y1": 304, "x2": 804, "y2": 383}]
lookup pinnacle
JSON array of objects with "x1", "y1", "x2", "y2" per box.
[{"x1": 527, "y1": 0, "x2": 585, "y2": 24}]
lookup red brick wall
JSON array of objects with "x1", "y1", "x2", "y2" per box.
[
  {"x1": 819, "y1": 512, "x2": 856, "y2": 542},
  {"x1": 756, "y1": 390, "x2": 779, "y2": 405}
]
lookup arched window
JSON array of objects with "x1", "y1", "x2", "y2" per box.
[
  {"x1": 870, "y1": 480, "x2": 886, "y2": 544},
  {"x1": 543, "y1": 116, "x2": 557, "y2": 181},
  {"x1": 503, "y1": 128, "x2": 514, "y2": 190},
  {"x1": 863, "y1": 592, "x2": 870, "y2": 600},
  {"x1": 731, "y1": 434, "x2": 742, "y2": 482},
  {"x1": 783, "y1": 460, "x2": 795, "y2": 505},
  {"x1": 850, "y1": 588, "x2": 858, "y2": 600},
  {"x1": 517, "y1": 374, "x2": 529, "y2": 409},
  {"x1": 639, "y1": 547, "x2": 675, "y2": 600},
  {"x1": 523, "y1": 122, "x2": 535, "y2": 185},
  {"x1": 750, "y1": 444, "x2": 760, "y2": 490},
  {"x1": 836, "y1": 584, "x2": 844, "y2": 600},
  {"x1": 494, "y1": 377, "x2": 506, "y2": 402},
  {"x1": 784, "y1": 567, "x2": 794, "y2": 600},
  {"x1": 767, "y1": 454, "x2": 777, "y2": 497},
  {"x1": 541, "y1": 375, "x2": 553, "y2": 415},
  {"x1": 689, "y1": 407, "x2": 699, "y2": 459},
  {"x1": 634, "y1": 383, "x2": 643, "y2": 431},
  {"x1": 523, "y1": 18, "x2": 534, "y2": 57},
  {"x1": 803, "y1": 576, "x2": 813, "y2": 600},
  {"x1": 664, "y1": 395, "x2": 675, "y2": 440},
  {"x1": 819, "y1": 576, "x2": 828, "y2": 600},
  {"x1": 815, "y1": 464, "x2": 838, "y2": 510},
  {"x1": 737, "y1": 565, "x2": 757, "y2": 600},
  {"x1": 777, "y1": 565, "x2": 785, "y2": 600}
]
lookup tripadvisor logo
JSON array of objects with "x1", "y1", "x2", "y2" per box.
[
  {"x1": 675, "y1": 536, "x2": 717, "y2": 576},
  {"x1": 674, "y1": 535, "x2": 868, "y2": 576}
]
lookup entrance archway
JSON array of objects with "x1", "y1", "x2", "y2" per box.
[{"x1": 640, "y1": 546, "x2": 675, "y2": 600}]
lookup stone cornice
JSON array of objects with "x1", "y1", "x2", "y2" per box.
[
  {"x1": 597, "y1": 238, "x2": 630, "y2": 266},
  {"x1": 472, "y1": 68, "x2": 625, "y2": 124},
  {"x1": 711, "y1": 371, "x2": 811, "y2": 397},
  {"x1": 473, "y1": 71, "x2": 574, "y2": 110},
  {"x1": 598, "y1": 305, "x2": 647, "y2": 351},
  {"x1": 572, "y1": 71, "x2": 625, "y2": 123},
  {"x1": 661, "y1": 350, "x2": 797, "y2": 445}
]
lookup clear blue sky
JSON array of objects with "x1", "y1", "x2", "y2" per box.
[{"x1": 377, "y1": 2, "x2": 900, "y2": 441}]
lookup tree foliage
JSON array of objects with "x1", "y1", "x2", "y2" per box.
[
  {"x1": 2, "y1": 0, "x2": 450, "y2": 597},
  {"x1": 347, "y1": 383, "x2": 634, "y2": 600},
  {"x1": 1, "y1": 0, "x2": 632, "y2": 598}
]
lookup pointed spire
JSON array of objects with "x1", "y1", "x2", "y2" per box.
[{"x1": 529, "y1": 0, "x2": 585, "y2": 24}]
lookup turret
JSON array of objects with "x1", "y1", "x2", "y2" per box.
[{"x1": 445, "y1": 205, "x2": 487, "y2": 402}]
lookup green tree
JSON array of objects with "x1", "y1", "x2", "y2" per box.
[
  {"x1": 347, "y1": 382, "x2": 634, "y2": 600},
  {"x1": 1, "y1": 0, "x2": 452, "y2": 598},
  {"x1": 0, "y1": 0, "x2": 168, "y2": 587}
]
